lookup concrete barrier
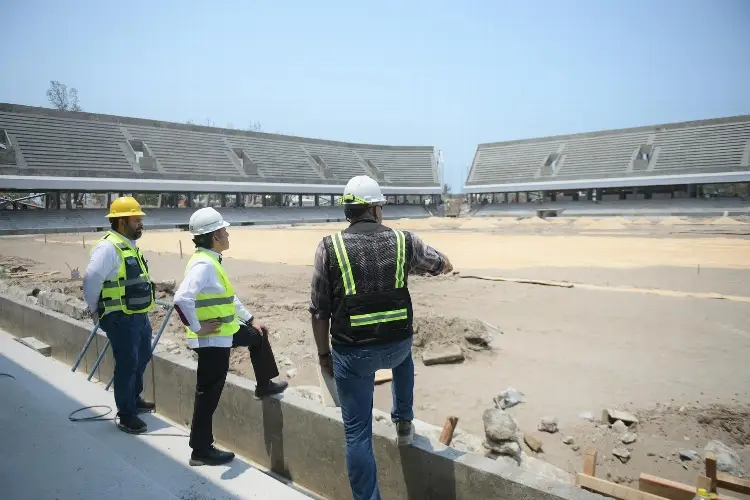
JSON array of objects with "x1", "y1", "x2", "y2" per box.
[{"x1": 0, "y1": 293, "x2": 604, "y2": 500}]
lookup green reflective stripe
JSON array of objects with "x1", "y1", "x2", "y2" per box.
[
  {"x1": 350, "y1": 308, "x2": 408, "y2": 327},
  {"x1": 394, "y1": 230, "x2": 405, "y2": 288},
  {"x1": 186, "y1": 250, "x2": 240, "y2": 339},
  {"x1": 332, "y1": 233, "x2": 356, "y2": 295},
  {"x1": 93, "y1": 230, "x2": 154, "y2": 315},
  {"x1": 195, "y1": 296, "x2": 234, "y2": 308},
  {"x1": 102, "y1": 276, "x2": 150, "y2": 288}
]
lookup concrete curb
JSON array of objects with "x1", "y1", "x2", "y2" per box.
[{"x1": 0, "y1": 293, "x2": 604, "y2": 500}]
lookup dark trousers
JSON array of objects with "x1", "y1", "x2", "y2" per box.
[
  {"x1": 189, "y1": 323, "x2": 280, "y2": 451},
  {"x1": 100, "y1": 312, "x2": 153, "y2": 417}
]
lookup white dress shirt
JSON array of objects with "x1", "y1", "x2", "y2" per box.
[
  {"x1": 173, "y1": 248, "x2": 253, "y2": 349},
  {"x1": 82, "y1": 235, "x2": 139, "y2": 316}
]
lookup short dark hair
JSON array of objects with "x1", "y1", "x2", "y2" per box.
[
  {"x1": 110, "y1": 218, "x2": 121, "y2": 231},
  {"x1": 193, "y1": 231, "x2": 215, "y2": 249},
  {"x1": 344, "y1": 204, "x2": 372, "y2": 221}
]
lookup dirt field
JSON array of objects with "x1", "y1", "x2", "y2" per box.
[{"x1": 2, "y1": 214, "x2": 749, "y2": 488}]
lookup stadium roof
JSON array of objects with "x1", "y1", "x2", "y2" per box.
[
  {"x1": 465, "y1": 114, "x2": 750, "y2": 193},
  {"x1": 0, "y1": 103, "x2": 440, "y2": 194}
]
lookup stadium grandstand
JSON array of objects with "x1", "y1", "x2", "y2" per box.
[
  {"x1": 0, "y1": 103, "x2": 442, "y2": 234},
  {"x1": 465, "y1": 115, "x2": 750, "y2": 216}
]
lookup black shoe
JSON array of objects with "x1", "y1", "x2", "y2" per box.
[
  {"x1": 117, "y1": 414, "x2": 147, "y2": 434},
  {"x1": 189, "y1": 445, "x2": 235, "y2": 466},
  {"x1": 255, "y1": 380, "x2": 288, "y2": 399},
  {"x1": 136, "y1": 398, "x2": 156, "y2": 413},
  {"x1": 396, "y1": 420, "x2": 414, "y2": 446}
]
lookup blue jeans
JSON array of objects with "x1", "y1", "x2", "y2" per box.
[
  {"x1": 100, "y1": 312, "x2": 153, "y2": 417},
  {"x1": 332, "y1": 337, "x2": 414, "y2": 500}
]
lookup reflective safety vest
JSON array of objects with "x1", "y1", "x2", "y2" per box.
[
  {"x1": 95, "y1": 230, "x2": 155, "y2": 317},
  {"x1": 184, "y1": 249, "x2": 240, "y2": 340},
  {"x1": 325, "y1": 222, "x2": 413, "y2": 346}
]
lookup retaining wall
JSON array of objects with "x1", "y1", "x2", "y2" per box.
[{"x1": 0, "y1": 293, "x2": 603, "y2": 500}]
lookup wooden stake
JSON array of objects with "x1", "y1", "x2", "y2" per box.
[
  {"x1": 179, "y1": 240, "x2": 183, "y2": 259},
  {"x1": 583, "y1": 448, "x2": 598, "y2": 477},
  {"x1": 82, "y1": 235, "x2": 85, "y2": 248},
  {"x1": 705, "y1": 452, "x2": 717, "y2": 493},
  {"x1": 44, "y1": 233, "x2": 47, "y2": 244},
  {"x1": 439, "y1": 416, "x2": 459, "y2": 446}
]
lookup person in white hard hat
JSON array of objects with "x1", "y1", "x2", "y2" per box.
[
  {"x1": 173, "y1": 207, "x2": 287, "y2": 467},
  {"x1": 308, "y1": 176, "x2": 453, "y2": 500}
]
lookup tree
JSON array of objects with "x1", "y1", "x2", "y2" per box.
[
  {"x1": 442, "y1": 183, "x2": 451, "y2": 195},
  {"x1": 247, "y1": 121, "x2": 262, "y2": 132},
  {"x1": 46, "y1": 81, "x2": 82, "y2": 111}
]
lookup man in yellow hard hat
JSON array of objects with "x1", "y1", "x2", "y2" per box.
[{"x1": 83, "y1": 196, "x2": 156, "y2": 434}]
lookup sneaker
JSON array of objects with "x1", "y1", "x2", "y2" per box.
[
  {"x1": 189, "y1": 445, "x2": 235, "y2": 466},
  {"x1": 396, "y1": 420, "x2": 414, "y2": 446},
  {"x1": 136, "y1": 398, "x2": 156, "y2": 413},
  {"x1": 255, "y1": 380, "x2": 288, "y2": 399},
  {"x1": 116, "y1": 414, "x2": 147, "y2": 434}
]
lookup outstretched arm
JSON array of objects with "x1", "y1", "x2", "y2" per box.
[{"x1": 408, "y1": 232, "x2": 452, "y2": 275}]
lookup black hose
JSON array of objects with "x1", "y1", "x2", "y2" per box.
[{"x1": 68, "y1": 405, "x2": 114, "y2": 422}]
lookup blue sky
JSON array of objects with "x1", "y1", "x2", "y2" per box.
[{"x1": 2, "y1": 0, "x2": 749, "y2": 191}]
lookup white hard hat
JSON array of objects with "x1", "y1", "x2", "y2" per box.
[
  {"x1": 189, "y1": 207, "x2": 230, "y2": 236},
  {"x1": 342, "y1": 175, "x2": 386, "y2": 206}
]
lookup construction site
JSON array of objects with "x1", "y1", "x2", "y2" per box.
[
  {"x1": 2, "y1": 211, "x2": 750, "y2": 499},
  {"x1": 2, "y1": 94, "x2": 750, "y2": 498}
]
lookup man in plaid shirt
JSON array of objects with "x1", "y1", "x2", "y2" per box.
[{"x1": 308, "y1": 176, "x2": 452, "y2": 500}]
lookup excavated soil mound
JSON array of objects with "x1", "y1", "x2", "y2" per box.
[
  {"x1": 493, "y1": 217, "x2": 519, "y2": 225},
  {"x1": 628, "y1": 218, "x2": 653, "y2": 225},
  {"x1": 412, "y1": 315, "x2": 494, "y2": 353},
  {"x1": 517, "y1": 216, "x2": 549, "y2": 225},
  {"x1": 711, "y1": 216, "x2": 745, "y2": 226},
  {"x1": 585, "y1": 218, "x2": 627, "y2": 230},
  {"x1": 572, "y1": 218, "x2": 595, "y2": 228},
  {"x1": 658, "y1": 216, "x2": 689, "y2": 225},
  {"x1": 459, "y1": 218, "x2": 501, "y2": 230},
  {"x1": 694, "y1": 405, "x2": 750, "y2": 445}
]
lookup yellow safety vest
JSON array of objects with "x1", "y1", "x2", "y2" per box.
[
  {"x1": 330, "y1": 228, "x2": 409, "y2": 328},
  {"x1": 95, "y1": 230, "x2": 154, "y2": 316},
  {"x1": 184, "y1": 249, "x2": 240, "y2": 340}
]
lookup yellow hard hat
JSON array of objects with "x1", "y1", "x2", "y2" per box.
[{"x1": 106, "y1": 196, "x2": 146, "y2": 218}]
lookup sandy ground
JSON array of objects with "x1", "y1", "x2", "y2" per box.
[{"x1": 2, "y1": 215, "x2": 750, "y2": 490}]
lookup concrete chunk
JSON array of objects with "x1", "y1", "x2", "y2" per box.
[
  {"x1": 14, "y1": 336, "x2": 51, "y2": 357},
  {"x1": 524, "y1": 434, "x2": 543, "y2": 453},
  {"x1": 602, "y1": 408, "x2": 639, "y2": 425},
  {"x1": 422, "y1": 345, "x2": 464, "y2": 366},
  {"x1": 483, "y1": 408, "x2": 519, "y2": 442}
]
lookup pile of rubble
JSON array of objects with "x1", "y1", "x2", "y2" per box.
[
  {"x1": 0, "y1": 282, "x2": 89, "y2": 320},
  {"x1": 412, "y1": 315, "x2": 497, "y2": 367}
]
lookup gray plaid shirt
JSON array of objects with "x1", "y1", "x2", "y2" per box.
[{"x1": 309, "y1": 229, "x2": 447, "y2": 320}]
